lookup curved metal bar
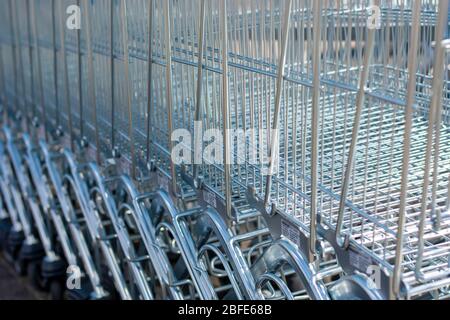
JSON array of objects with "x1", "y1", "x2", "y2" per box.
[
  {"x1": 22, "y1": 135, "x2": 50, "y2": 211},
  {"x1": 328, "y1": 274, "x2": 384, "y2": 300},
  {"x1": 50, "y1": 147, "x2": 126, "y2": 299},
  {"x1": 251, "y1": 239, "x2": 330, "y2": 300},
  {"x1": 82, "y1": 162, "x2": 147, "y2": 300},
  {"x1": 3, "y1": 127, "x2": 37, "y2": 242},
  {"x1": 89, "y1": 186, "x2": 153, "y2": 300},
  {"x1": 0, "y1": 140, "x2": 22, "y2": 232},
  {"x1": 198, "y1": 243, "x2": 244, "y2": 300},
  {"x1": 21, "y1": 134, "x2": 58, "y2": 259},
  {"x1": 39, "y1": 161, "x2": 78, "y2": 267},
  {"x1": 200, "y1": 207, "x2": 264, "y2": 300},
  {"x1": 40, "y1": 143, "x2": 79, "y2": 225},
  {"x1": 154, "y1": 190, "x2": 217, "y2": 300},
  {"x1": 246, "y1": 240, "x2": 272, "y2": 267},
  {"x1": 38, "y1": 144, "x2": 81, "y2": 266},
  {"x1": 155, "y1": 221, "x2": 205, "y2": 300},
  {"x1": 111, "y1": 175, "x2": 185, "y2": 299},
  {"x1": 255, "y1": 273, "x2": 295, "y2": 301},
  {"x1": 40, "y1": 143, "x2": 111, "y2": 293},
  {"x1": 60, "y1": 172, "x2": 108, "y2": 299}
]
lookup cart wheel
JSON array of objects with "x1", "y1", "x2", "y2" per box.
[
  {"x1": 27, "y1": 260, "x2": 44, "y2": 291},
  {"x1": 49, "y1": 280, "x2": 65, "y2": 300},
  {"x1": 14, "y1": 259, "x2": 27, "y2": 276}
]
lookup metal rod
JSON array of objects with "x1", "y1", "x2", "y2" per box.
[
  {"x1": 121, "y1": 0, "x2": 136, "y2": 179},
  {"x1": 146, "y1": 0, "x2": 154, "y2": 164},
  {"x1": 110, "y1": 0, "x2": 116, "y2": 155},
  {"x1": 57, "y1": 0, "x2": 74, "y2": 151},
  {"x1": 76, "y1": 0, "x2": 83, "y2": 141},
  {"x1": 336, "y1": 0, "x2": 379, "y2": 247},
  {"x1": 415, "y1": 0, "x2": 449, "y2": 280},
  {"x1": 392, "y1": 0, "x2": 422, "y2": 300},
  {"x1": 83, "y1": 0, "x2": 100, "y2": 163},
  {"x1": 163, "y1": 0, "x2": 177, "y2": 189},
  {"x1": 193, "y1": 0, "x2": 206, "y2": 181},
  {"x1": 220, "y1": 0, "x2": 232, "y2": 222},
  {"x1": 25, "y1": 0, "x2": 36, "y2": 126},
  {"x1": 30, "y1": 0, "x2": 48, "y2": 141},
  {"x1": 264, "y1": 0, "x2": 293, "y2": 206},
  {"x1": 10, "y1": 0, "x2": 28, "y2": 131},
  {"x1": 52, "y1": 0, "x2": 60, "y2": 131},
  {"x1": 309, "y1": 0, "x2": 323, "y2": 262}
]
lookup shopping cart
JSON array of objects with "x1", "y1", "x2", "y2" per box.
[
  {"x1": 0, "y1": 0, "x2": 449, "y2": 301},
  {"x1": 15, "y1": 0, "x2": 72, "y2": 290},
  {"x1": 0, "y1": 0, "x2": 48, "y2": 277},
  {"x1": 163, "y1": 0, "x2": 341, "y2": 300},
  {"x1": 3, "y1": 0, "x2": 129, "y2": 300},
  {"x1": 103, "y1": 0, "x2": 247, "y2": 299},
  {"x1": 0, "y1": 0, "x2": 102, "y2": 299},
  {"x1": 242, "y1": 0, "x2": 450, "y2": 299}
]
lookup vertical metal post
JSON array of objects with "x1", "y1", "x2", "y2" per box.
[
  {"x1": 415, "y1": 0, "x2": 449, "y2": 280},
  {"x1": 25, "y1": 0, "x2": 36, "y2": 127},
  {"x1": 121, "y1": 0, "x2": 137, "y2": 179},
  {"x1": 193, "y1": 0, "x2": 206, "y2": 181},
  {"x1": 392, "y1": 0, "x2": 422, "y2": 299},
  {"x1": 110, "y1": 0, "x2": 116, "y2": 155},
  {"x1": 58, "y1": 0, "x2": 74, "y2": 151},
  {"x1": 4, "y1": 1, "x2": 17, "y2": 127},
  {"x1": 309, "y1": 0, "x2": 323, "y2": 262},
  {"x1": 83, "y1": 0, "x2": 100, "y2": 163},
  {"x1": 52, "y1": 0, "x2": 60, "y2": 131},
  {"x1": 220, "y1": 0, "x2": 233, "y2": 222},
  {"x1": 146, "y1": 0, "x2": 154, "y2": 163},
  {"x1": 77, "y1": 0, "x2": 83, "y2": 142},
  {"x1": 263, "y1": 0, "x2": 292, "y2": 206},
  {"x1": 336, "y1": 0, "x2": 379, "y2": 247},
  {"x1": 30, "y1": 0, "x2": 48, "y2": 141},
  {"x1": 7, "y1": 0, "x2": 17, "y2": 124},
  {"x1": 10, "y1": 0, "x2": 28, "y2": 131},
  {"x1": 163, "y1": 0, "x2": 177, "y2": 190}
]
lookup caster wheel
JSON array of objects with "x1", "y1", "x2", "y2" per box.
[
  {"x1": 27, "y1": 260, "x2": 45, "y2": 291},
  {"x1": 49, "y1": 280, "x2": 65, "y2": 300},
  {"x1": 14, "y1": 259, "x2": 27, "y2": 276}
]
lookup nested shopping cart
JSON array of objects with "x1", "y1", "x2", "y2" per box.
[
  {"x1": 0, "y1": 0, "x2": 114, "y2": 299},
  {"x1": 106, "y1": 0, "x2": 255, "y2": 299},
  {"x1": 0, "y1": 0, "x2": 49, "y2": 278},
  {"x1": 0, "y1": 0, "x2": 449, "y2": 301},
  {"x1": 165, "y1": 0, "x2": 345, "y2": 300},
  {"x1": 241, "y1": 0, "x2": 450, "y2": 299}
]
